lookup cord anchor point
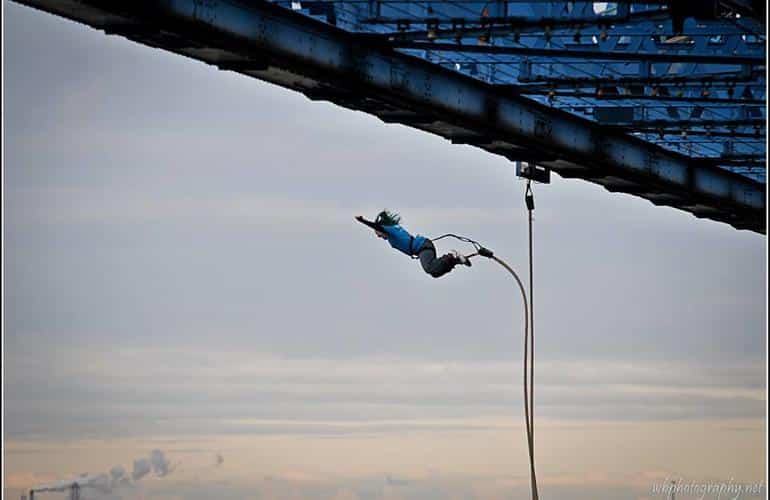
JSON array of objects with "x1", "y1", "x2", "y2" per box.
[
  {"x1": 525, "y1": 183, "x2": 535, "y2": 211},
  {"x1": 478, "y1": 247, "x2": 495, "y2": 258}
]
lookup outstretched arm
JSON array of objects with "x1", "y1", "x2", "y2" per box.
[{"x1": 355, "y1": 215, "x2": 384, "y2": 232}]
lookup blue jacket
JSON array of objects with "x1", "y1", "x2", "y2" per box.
[{"x1": 381, "y1": 224, "x2": 427, "y2": 257}]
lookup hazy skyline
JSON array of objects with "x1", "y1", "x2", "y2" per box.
[{"x1": 3, "y1": 1, "x2": 766, "y2": 499}]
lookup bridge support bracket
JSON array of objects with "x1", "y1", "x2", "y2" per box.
[{"x1": 516, "y1": 162, "x2": 551, "y2": 184}]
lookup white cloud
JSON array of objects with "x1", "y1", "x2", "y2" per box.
[{"x1": 4, "y1": 342, "x2": 765, "y2": 439}]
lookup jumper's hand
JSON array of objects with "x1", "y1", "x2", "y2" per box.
[{"x1": 355, "y1": 216, "x2": 382, "y2": 236}]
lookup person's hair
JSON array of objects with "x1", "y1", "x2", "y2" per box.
[{"x1": 375, "y1": 209, "x2": 401, "y2": 226}]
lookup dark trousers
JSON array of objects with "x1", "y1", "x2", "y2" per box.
[{"x1": 417, "y1": 240, "x2": 457, "y2": 278}]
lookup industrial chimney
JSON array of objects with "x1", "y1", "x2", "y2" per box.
[{"x1": 69, "y1": 483, "x2": 81, "y2": 500}]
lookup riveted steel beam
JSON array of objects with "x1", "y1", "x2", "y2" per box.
[
  {"x1": 387, "y1": 40, "x2": 765, "y2": 65},
  {"x1": 361, "y1": 9, "x2": 670, "y2": 41},
  {"x1": 11, "y1": 0, "x2": 766, "y2": 232}
]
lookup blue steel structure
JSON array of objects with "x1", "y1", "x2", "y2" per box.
[{"x1": 12, "y1": 1, "x2": 767, "y2": 232}]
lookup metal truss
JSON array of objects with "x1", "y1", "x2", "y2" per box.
[
  {"x1": 11, "y1": 0, "x2": 766, "y2": 232},
  {"x1": 302, "y1": 0, "x2": 766, "y2": 185}
]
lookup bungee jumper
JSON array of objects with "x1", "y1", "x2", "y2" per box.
[
  {"x1": 354, "y1": 184, "x2": 540, "y2": 500},
  {"x1": 355, "y1": 210, "x2": 472, "y2": 278}
]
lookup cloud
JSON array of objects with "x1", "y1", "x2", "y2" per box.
[
  {"x1": 386, "y1": 475, "x2": 411, "y2": 487},
  {"x1": 5, "y1": 187, "x2": 356, "y2": 227},
  {"x1": 4, "y1": 341, "x2": 765, "y2": 441},
  {"x1": 5, "y1": 184, "x2": 521, "y2": 233}
]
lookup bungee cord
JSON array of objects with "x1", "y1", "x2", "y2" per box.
[
  {"x1": 526, "y1": 180, "x2": 538, "y2": 500},
  {"x1": 428, "y1": 233, "x2": 485, "y2": 249},
  {"x1": 428, "y1": 181, "x2": 539, "y2": 500}
]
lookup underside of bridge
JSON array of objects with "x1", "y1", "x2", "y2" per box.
[{"x1": 12, "y1": 0, "x2": 767, "y2": 233}]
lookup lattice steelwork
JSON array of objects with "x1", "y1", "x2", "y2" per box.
[
  {"x1": 269, "y1": 1, "x2": 766, "y2": 183},
  {"x1": 10, "y1": 0, "x2": 767, "y2": 231}
]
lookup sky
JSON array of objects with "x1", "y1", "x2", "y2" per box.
[{"x1": 2, "y1": 1, "x2": 767, "y2": 499}]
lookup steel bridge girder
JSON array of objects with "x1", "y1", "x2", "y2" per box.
[{"x1": 10, "y1": 0, "x2": 767, "y2": 233}]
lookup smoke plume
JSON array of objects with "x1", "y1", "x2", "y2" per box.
[
  {"x1": 30, "y1": 473, "x2": 110, "y2": 493},
  {"x1": 150, "y1": 449, "x2": 172, "y2": 477},
  {"x1": 31, "y1": 449, "x2": 174, "y2": 496},
  {"x1": 132, "y1": 458, "x2": 152, "y2": 481}
]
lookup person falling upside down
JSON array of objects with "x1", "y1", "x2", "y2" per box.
[{"x1": 356, "y1": 210, "x2": 471, "y2": 278}]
